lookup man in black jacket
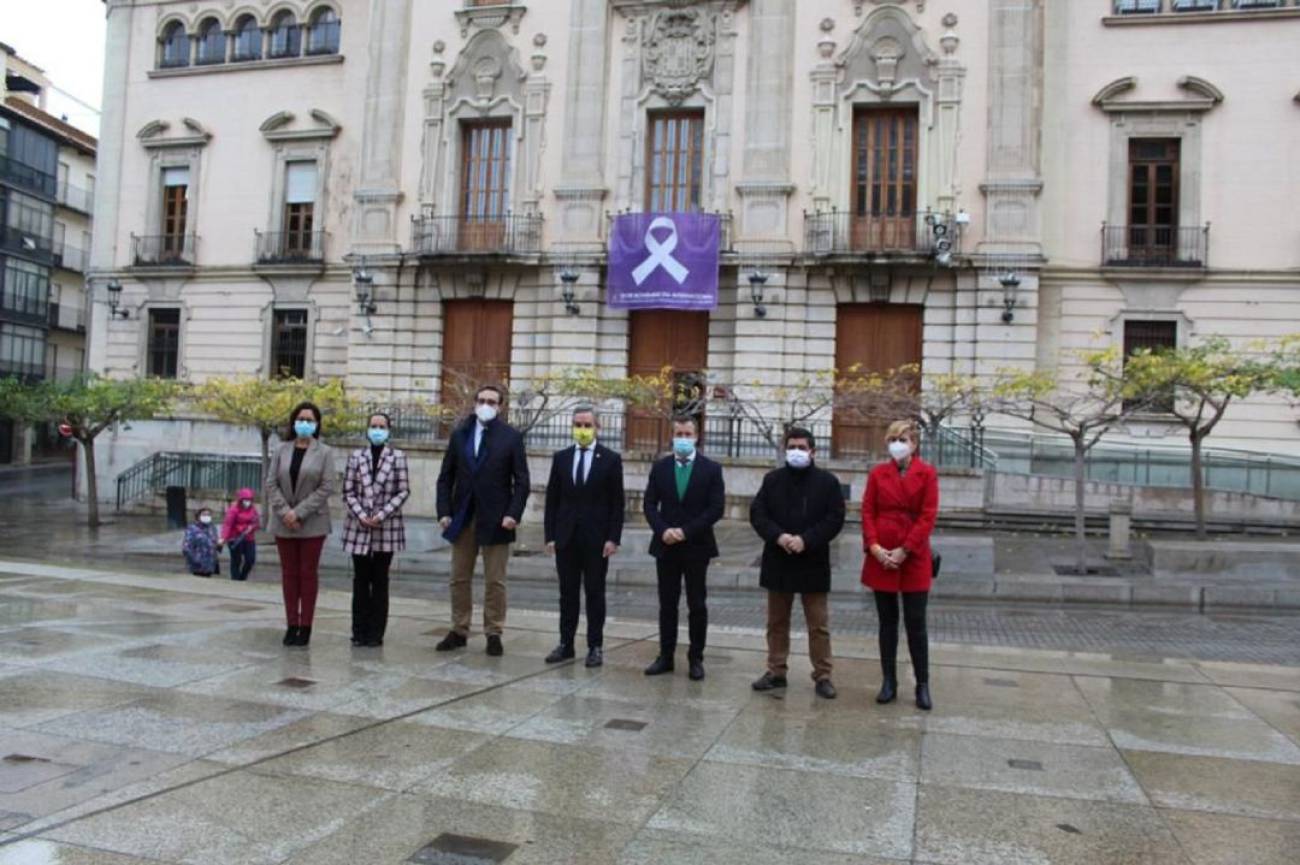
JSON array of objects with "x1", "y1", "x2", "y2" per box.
[
  {"x1": 643, "y1": 415, "x2": 725, "y2": 681},
  {"x1": 435, "y1": 385, "x2": 530, "y2": 656},
  {"x1": 749, "y1": 427, "x2": 846, "y2": 699},
  {"x1": 543, "y1": 406, "x2": 625, "y2": 668}
]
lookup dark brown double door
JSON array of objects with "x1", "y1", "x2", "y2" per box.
[
  {"x1": 833, "y1": 304, "x2": 924, "y2": 459},
  {"x1": 440, "y1": 300, "x2": 513, "y2": 422},
  {"x1": 626, "y1": 310, "x2": 709, "y2": 453}
]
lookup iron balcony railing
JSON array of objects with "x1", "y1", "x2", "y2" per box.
[
  {"x1": 1101, "y1": 224, "x2": 1208, "y2": 268},
  {"x1": 115, "y1": 451, "x2": 264, "y2": 511},
  {"x1": 410, "y1": 213, "x2": 544, "y2": 257},
  {"x1": 0, "y1": 359, "x2": 45, "y2": 381},
  {"x1": 255, "y1": 230, "x2": 327, "y2": 264},
  {"x1": 804, "y1": 209, "x2": 956, "y2": 258},
  {"x1": 604, "y1": 211, "x2": 736, "y2": 254},
  {"x1": 47, "y1": 302, "x2": 85, "y2": 332},
  {"x1": 52, "y1": 241, "x2": 88, "y2": 273},
  {"x1": 131, "y1": 233, "x2": 197, "y2": 267},
  {"x1": 0, "y1": 226, "x2": 55, "y2": 264},
  {"x1": 56, "y1": 182, "x2": 94, "y2": 214},
  {"x1": 0, "y1": 154, "x2": 57, "y2": 199}
]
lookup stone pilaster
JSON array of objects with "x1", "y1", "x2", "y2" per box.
[
  {"x1": 555, "y1": 0, "x2": 610, "y2": 240},
  {"x1": 737, "y1": 0, "x2": 795, "y2": 239},
  {"x1": 353, "y1": 0, "x2": 415, "y2": 255}
]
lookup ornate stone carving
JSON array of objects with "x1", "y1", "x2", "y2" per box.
[
  {"x1": 642, "y1": 8, "x2": 717, "y2": 104},
  {"x1": 454, "y1": 3, "x2": 527, "y2": 39},
  {"x1": 869, "y1": 36, "x2": 904, "y2": 90}
]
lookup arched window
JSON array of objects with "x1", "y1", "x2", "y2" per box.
[
  {"x1": 160, "y1": 21, "x2": 190, "y2": 68},
  {"x1": 306, "y1": 7, "x2": 340, "y2": 56},
  {"x1": 233, "y1": 15, "x2": 262, "y2": 61},
  {"x1": 195, "y1": 18, "x2": 225, "y2": 65},
  {"x1": 268, "y1": 11, "x2": 301, "y2": 59}
]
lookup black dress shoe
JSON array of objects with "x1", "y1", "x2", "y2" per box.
[
  {"x1": 283, "y1": 627, "x2": 298, "y2": 646},
  {"x1": 435, "y1": 632, "x2": 467, "y2": 652},
  {"x1": 363, "y1": 639, "x2": 383, "y2": 648},
  {"x1": 688, "y1": 660, "x2": 705, "y2": 681},
  {"x1": 585, "y1": 647, "x2": 603, "y2": 668},
  {"x1": 751, "y1": 672, "x2": 788, "y2": 691},
  {"x1": 644, "y1": 656, "x2": 674, "y2": 676},
  {"x1": 815, "y1": 679, "x2": 838, "y2": 700},
  {"x1": 486, "y1": 635, "x2": 504, "y2": 657},
  {"x1": 350, "y1": 636, "x2": 363, "y2": 647},
  {"x1": 294, "y1": 626, "x2": 312, "y2": 647},
  {"x1": 915, "y1": 682, "x2": 933, "y2": 711},
  {"x1": 876, "y1": 678, "x2": 898, "y2": 704},
  {"x1": 545, "y1": 644, "x2": 575, "y2": 664}
]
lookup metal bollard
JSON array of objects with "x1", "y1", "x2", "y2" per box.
[{"x1": 1107, "y1": 500, "x2": 1133, "y2": 561}]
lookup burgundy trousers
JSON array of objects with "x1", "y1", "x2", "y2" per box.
[{"x1": 276, "y1": 536, "x2": 326, "y2": 627}]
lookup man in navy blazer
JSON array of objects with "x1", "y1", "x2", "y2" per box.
[
  {"x1": 643, "y1": 415, "x2": 725, "y2": 680},
  {"x1": 435, "y1": 385, "x2": 530, "y2": 657},
  {"x1": 543, "y1": 406, "x2": 625, "y2": 668}
]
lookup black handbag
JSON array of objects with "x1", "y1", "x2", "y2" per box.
[{"x1": 931, "y1": 553, "x2": 942, "y2": 580}]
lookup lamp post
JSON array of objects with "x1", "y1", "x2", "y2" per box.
[
  {"x1": 748, "y1": 270, "x2": 768, "y2": 318},
  {"x1": 558, "y1": 267, "x2": 580, "y2": 316},
  {"x1": 999, "y1": 271, "x2": 1021, "y2": 323},
  {"x1": 105, "y1": 279, "x2": 130, "y2": 319}
]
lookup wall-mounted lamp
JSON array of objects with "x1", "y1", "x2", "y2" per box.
[
  {"x1": 353, "y1": 267, "x2": 376, "y2": 316},
  {"x1": 558, "y1": 267, "x2": 580, "y2": 316},
  {"x1": 105, "y1": 279, "x2": 130, "y2": 319},
  {"x1": 999, "y1": 271, "x2": 1021, "y2": 323},
  {"x1": 748, "y1": 270, "x2": 769, "y2": 318}
]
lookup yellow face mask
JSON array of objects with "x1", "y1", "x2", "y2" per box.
[{"x1": 573, "y1": 427, "x2": 596, "y2": 448}]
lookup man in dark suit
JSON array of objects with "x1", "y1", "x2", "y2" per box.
[
  {"x1": 543, "y1": 406, "x2": 625, "y2": 668},
  {"x1": 643, "y1": 415, "x2": 725, "y2": 680},
  {"x1": 435, "y1": 385, "x2": 530, "y2": 657}
]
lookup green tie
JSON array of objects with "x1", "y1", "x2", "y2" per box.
[{"x1": 674, "y1": 459, "x2": 693, "y2": 499}]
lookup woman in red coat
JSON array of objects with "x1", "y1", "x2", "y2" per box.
[{"x1": 861, "y1": 420, "x2": 939, "y2": 710}]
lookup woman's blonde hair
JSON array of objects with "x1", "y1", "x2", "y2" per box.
[{"x1": 884, "y1": 420, "x2": 919, "y2": 445}]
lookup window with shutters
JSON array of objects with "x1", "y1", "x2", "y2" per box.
[
  {"x1": 147, "y1": 308, "x2": 180, "y2": 379},
  {"x1": 1127, "y1": 139, "x2": 1179, "y2": 263},
  {"x1": 271, "y1": 309, "x2": 309, "y2": 379},
  {"x1": 646, "y1": 110, "x2": 704, "y2": 212},
  {"x1": 459, "y1": 120, "x2": 512, "y2": 251},
  {"x1": 851, "y1": 106, "x2": 919, "y2": 251},
  {"x1": 160, "y1": 166, "x2": 189, "y2": 261},
  {"x1": 283, "y1": 161, "x2": 317, "y2": 256},
  {"x1": 1123, "y1": 319, "x2": 1178, "y2": 412}
]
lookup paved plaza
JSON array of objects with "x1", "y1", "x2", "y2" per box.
[{"x1": 0, "y1": 555, "x2": 1298, "y2": 865}]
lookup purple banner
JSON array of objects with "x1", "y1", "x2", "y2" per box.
[{"x1": 607, "y1": 212, "x2": 720, "y2": 310}]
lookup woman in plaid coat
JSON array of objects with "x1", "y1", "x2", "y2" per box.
[{"x1": 343, "y1": 412, "x2": 411, "y2": 646}]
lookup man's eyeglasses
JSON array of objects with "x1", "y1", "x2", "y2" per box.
[{"x1": 475, "y1": 397, "x2": 500, "y2": 407}]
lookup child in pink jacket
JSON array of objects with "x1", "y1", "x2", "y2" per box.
[{"x1": 221, "y1": 488, "x2": 260, "y2": 581}]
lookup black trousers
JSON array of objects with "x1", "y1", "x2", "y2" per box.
[
  {"x1": 873, "y1": 590, "x2": 930, "y2": 684},
  {"x1": 655, "y1": 557, "x2": 708, "y2": 662},
  {"x1": 557, "y1": 541, "x2": 608, "y2": 649},
  {"x1": 351, "y1": 551, "x2": 393, "y2": 642}
]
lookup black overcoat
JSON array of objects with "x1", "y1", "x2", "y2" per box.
[
  {"x1": 436, "y1": 417, "x2": 530, "y2": 546},
  {"x1": 749, "y1": 463, "x2": 846, "y2": 593}
]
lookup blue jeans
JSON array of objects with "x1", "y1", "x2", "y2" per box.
[{"x1": 229, "y1": 539, "x2": 256, "y2": 581}]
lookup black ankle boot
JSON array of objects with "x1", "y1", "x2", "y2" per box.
[
  {"x1": 294, "y1": 626, "x2": 312, "y2": 647},
  {"x1": 915, "y1": 682, "x2": 933, "y2": 711},
  {"x1": 283, "y1": 626, "x2": 298, "y2": 646},
  {"x1": 876, "y1": 678, "x2": 898, "y2": 704}
]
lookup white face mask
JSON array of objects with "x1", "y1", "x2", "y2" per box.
[
  {"x1": 888, "y1": 440, "x2": 913, "y2": 462},
  {"x1": 198, "y1": 514, "x2": 212, "y2": 525},
  {"x1": 785, "y1": 449, "x2": 812, "y2": 469},
  {"x1": 475, "y1": 404, "x2": 498, "y2": 424}
]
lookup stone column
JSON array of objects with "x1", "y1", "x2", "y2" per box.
[
  {"x1": 809, "y1": 41, "x2": 839, "y2": 213},
  {"x1": 736, "y1": 0, "x2": 795, "y2": 239},
  {"x1": 554, "y1": 0, "x2": 610, "y2": 241},
  {"x1": 353, "y1": 0, "x2": 414, "y2": 255}
]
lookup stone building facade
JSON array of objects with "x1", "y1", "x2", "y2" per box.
[{"x1": 87, "y1": 0, "x2": 1300, "y2": 460}]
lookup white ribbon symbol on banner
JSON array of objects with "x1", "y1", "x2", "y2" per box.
[{"x1": 631, "y1": 217, "x2": 690, "y2": 286}]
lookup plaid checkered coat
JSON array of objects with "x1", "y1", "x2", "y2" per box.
[{"x1": 342, "y1": 445, "x2": 410, "y2": 554}]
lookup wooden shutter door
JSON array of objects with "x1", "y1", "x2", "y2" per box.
[
  {"x1": 441, "y1": 300, "x2": 514, "y2": 424},
  {"x1": 626, "y1": 310, "x2": 710, "y2": 453},
  {"x1": 851, "y1": 107, "x2": 918, "y2": 252},
  {"x1": 460, "y1": 121, "x2": 512, "y2": 251},
  {"x1": 833, "y1": 304, "x2": 923, "y2": 459}
]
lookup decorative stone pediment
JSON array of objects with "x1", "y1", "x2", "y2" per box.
[
  {"x1": 836, "y1": 4, "x2": 939, "y2": 97},
  {"x1": 642, "y1": 7, "x2": 717, "y2": 104},
  {"x1": 445, "y1": 29, "x2": 527, "y2": 108},
  {"x1": 454, "y1": 3, "x2": 527, "y2": 39},
  {"x1": 1092, "y1": 75, "x2": 1224, "y2": 113},
  {"x1": 136, "y1": 117, "x2": 211, "y2": 149},
  {"x1": 259, "y1": 109, "x2": 341, "y2": 142}
]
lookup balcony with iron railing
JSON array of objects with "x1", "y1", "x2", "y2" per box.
[
  {"x1": 1101, "y1": 223, "x2": 1208, "y2": 269},
  {"x1": 0, "y1": 358, "x2": 45, "y2": 381},
  {"x1": 255, "y1": 230, "x2": 326, "y2": 265},
  {"x1": 0, "y1": 154, "x2": 57, "y2": 199},
  {"x1": 0, "y1": 225, "x2": 55, "y2": 265},
  {"x1": 56, "y1": 182, "x2": 94, "y2": 215},
  {"x1": 1109, "y1": 0, "x2": 1300, "y2": 20},
  {"x1": 803, "y1": 209, "x2": 957, "y2": 261},
  {"x1": 52, "y1": 240, "x2": 89, "y2": 273},
  {"x1": 47, "y1": 302, "x2": 85, "y2": 332},
  {"x1": 410, "y1": 213, "x2": 544, "y2": 258},
  {"x1": 131, "y1": 233, "x2": 197, "y2": 267}
]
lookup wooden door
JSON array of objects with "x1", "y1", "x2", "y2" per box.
[
  {"x1": 441, "y1": 300, "x2": 514, "y2": 425},
  {"x1": 646, "y1": 111, "x2": 705, "y2": 213},
  {"x1": 459, "y1": 120, "x2": 512, "y2": 251},
  {"x1": 851, "y1": 107, "x2": 918, "y2": 252},
  {"x1": 833, "y1": 304, "x2": 923, "y2": 459},
  {"x1": 626, "y1": 310, "x2": 709, "y2": 453},
  {"x1": 1127, "y1": 139, "x2": 1179, "y2": 263}
]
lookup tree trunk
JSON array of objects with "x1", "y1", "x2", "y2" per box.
[
  {"x1": 83, "y1": 436, "x2": 100, "y2": 528},
  {"x1": 1073, "y1": 436, "x2": 1087, "y2": 575},
  {"x1": 1190, "y1": 431, "x2": 1207, "y2": 540},
  {"x1": 260, "y1": 429, "x2": 272, "y2": 530}
]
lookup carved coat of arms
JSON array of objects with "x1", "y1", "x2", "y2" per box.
[{"x1": 643, "y1": 10, "x2": 716, "y2": 104}]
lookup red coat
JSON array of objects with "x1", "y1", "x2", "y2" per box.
[{"x1": 860, "y1": 457, "x2": 939, "y2": 593}]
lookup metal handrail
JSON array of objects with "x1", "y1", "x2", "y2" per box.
[
  {"x1": 115, "y1": 451, "x2": 263, "y2": 511},
  {"x1": 255, "y1": 230, "x2": 327, "y2": 264},
  {"x1": 410, "y1": 213, "x2": 544, "y2": 256},
  {"x1": 1101, "y1": 223, "x2": 1208, "y2": 268},
  {"x1": 803, "y1": 209, "x2": 956, "y2": 257},
  {"x1": 131, "y1": 233, "x2": 197, "y2": 266}
]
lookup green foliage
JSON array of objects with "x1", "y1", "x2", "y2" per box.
[
  {"x1": 193, "y1": 376, "x2": 364, "y2": 440},
  {"x1": 0, "y1": 377, "x2": 40, "y2": 423},
  {"x1": 1122, "y1": 337, "x2": 1274, "y2": 436},
  {"x1": 33, "y1": 375, "x2": 182, "y2": 441}
]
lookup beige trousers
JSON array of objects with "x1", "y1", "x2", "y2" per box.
[
  {"x1": 449, "y1": 518, "x2": 511, "y2": 637},
  {"x1": 766, "y1": 591, "x2": 833, "y2": 682}
]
